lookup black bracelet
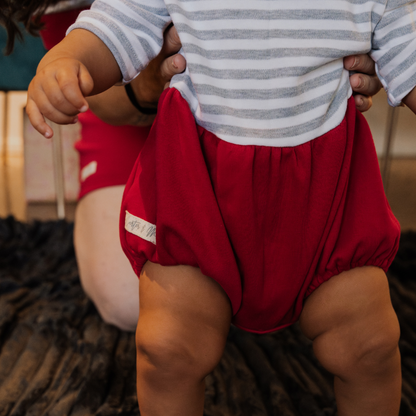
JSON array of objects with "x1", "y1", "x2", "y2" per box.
[{"x1": 124, "y1": 83, "x2": 158, "y2": 115}]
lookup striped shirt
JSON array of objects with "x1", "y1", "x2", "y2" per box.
[{"x1": 70, "y1": 0, "x2": 416, "y2": 147}]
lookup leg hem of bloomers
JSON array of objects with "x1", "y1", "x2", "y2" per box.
[
  {"x1": 305, "y1": 260, "x2": 395, "y2": 298},
  {"x1": 233, "y1": 258, "x2": 399, "y2": 335},
  {"x1": 125, "y1": 252, "x2": 147, "y2": 279},
  {"x1": 123, "y1": 252, "x2": 240, "y2": 314},
  {"x1": 232, "y1": 321, "x2": 294, "y2": 335}
]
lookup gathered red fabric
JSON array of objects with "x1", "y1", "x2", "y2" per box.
[{"x1": 120, "y1": 88, "x2": 400, "y2": 334}]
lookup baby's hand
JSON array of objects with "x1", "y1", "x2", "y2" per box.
[{"x1": 26, "y1": 58, "x2": 94, "y2": 138}]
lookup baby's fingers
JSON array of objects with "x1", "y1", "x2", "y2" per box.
[
  {"x1": 78, "y1": 64, "x2": 94, "y2": 100},
  {"x1": 31, "y1": 83, "x2": 79, "y2": 123},
  {"x1": 30, "y1": 68, "x2": 81, "y2": 121},
  {"x1": 26, "y1": 98, "x2": 54, "y2": 138},
  {"x1": 52, "y1": 66, "x2": 91, "y2": 113},
  {"x1": 27, "y1": 81, "x2": 79, "y2": 137}
]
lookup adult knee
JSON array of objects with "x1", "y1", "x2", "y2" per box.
[
  {"x1": 83, "y1": 273, "x2": 138, "y2": 331},
  {"x1": 93, "y1": 290, "x2": 138, "y2": 332},
  {"x1": 74, "y1": 238, "x2": 139, "y2": 331}
]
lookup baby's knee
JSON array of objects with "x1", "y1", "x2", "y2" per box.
[
  {"x1": 356, "y1": 319, "x2": 400, "y2": 374},
  {"x1": 302, "y1": 267, "x2": 401, "y2": 378},
  {"x1": 314, "y1": 311, "x2": 400, "y2": 379},
  {"x1": 136, "y1": 325, "x2": 223, "y2": 382}
]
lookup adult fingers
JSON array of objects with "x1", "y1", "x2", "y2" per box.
[
  {"x1": 349, "y1": 72, "x2": 383, "y2": 97},
  {"x1": 354, "y1": 95, "x2": 373, "y2": 113},
  {"x1": 344, "y1": 54, "x2": 376, "y2": 75},
  {"x1": 126, "y1": 25, "x2": 184, "y2": 108},
  {"x1": 161, "y1": 24, "x2": 182, "y2": 57},
  {"x1": 344, "y1": 54, "x2": 382, "y2": 111},
  {"x1": 159, "y1": 53, "x2": 187, "y2": 84},
  {"x1": 157, "y1": 25, "x2": 186, "y2": 85}
]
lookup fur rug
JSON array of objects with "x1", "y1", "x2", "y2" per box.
[{"x1": 0, "y1": 216, "x2": 415, "y2": 416}]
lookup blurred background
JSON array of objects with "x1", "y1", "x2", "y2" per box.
[
  {"x1": 1, "y1": 25, "x2": 80, "y2": 222},
  {"x1": 0, "y1": 26, "x2": 415, "y2": 229}
]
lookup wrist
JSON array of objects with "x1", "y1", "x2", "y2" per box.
[{"x1": 124, "y1": 83, "x2": 158, "y2": 115}]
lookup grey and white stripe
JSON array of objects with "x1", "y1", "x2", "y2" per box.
[{"x1": 69, "y1": 0, "x2": 416, "y2": 147}]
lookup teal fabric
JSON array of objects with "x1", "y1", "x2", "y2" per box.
[{"x1": 0, "y1": 26, "x2": 46, "y2": 91}]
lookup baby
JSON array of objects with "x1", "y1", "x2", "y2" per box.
[{"x1": 27, "y1": 0, "x2": 416, "y2": 415}]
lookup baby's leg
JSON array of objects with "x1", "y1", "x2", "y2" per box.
[
  {"x1": 135, "y1": 261, "x2": 232, "y2": 416},
  {"x1": 299, "y1": 266, "x2": 401, "y2": 416}
]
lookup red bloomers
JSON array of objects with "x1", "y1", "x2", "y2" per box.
[{"x1": 120, "y1": 88, "x2": 400, "y2": 334}]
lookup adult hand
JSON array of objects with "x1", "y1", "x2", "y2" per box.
[
  {"x1": 87, "y1": 25, "x2": 185, "y2": 126},
  {"x1": 130, "y1": 24, "x2": 185, "y2": 111},
  {"x1": 344, "y1": 54, "x2": 382, "y2": 113}
]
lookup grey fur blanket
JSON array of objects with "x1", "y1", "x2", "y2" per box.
[{"x1": 0, "y1": 217, "x2": 415, "y2": 416}]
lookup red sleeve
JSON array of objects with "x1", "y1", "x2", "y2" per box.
[{"x1": 39, "y1": 6, "x2": 90, "y2": 50}]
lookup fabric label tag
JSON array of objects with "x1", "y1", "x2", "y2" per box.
[
  {"x1": 125, "y1": 211, "x2": 156, "y2": 245},
  {"x1": 80, "y1": 161, "x2": 97, "y2": 182}
]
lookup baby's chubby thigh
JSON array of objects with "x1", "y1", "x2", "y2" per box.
[
  {"x1": 299, "y1": 266, "x2": 401, "y2": 416},
  {"x1": 135, "y1": 261, "x2": 232, "y2": 415}
]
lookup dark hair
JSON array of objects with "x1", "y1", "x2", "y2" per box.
[{"x1": 0, "y1": 0, "x2": 61, "y2": 55}]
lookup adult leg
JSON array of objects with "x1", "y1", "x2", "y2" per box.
[
  {"x1": 299, "y1": 266, "x2": 401, "y2": 416},
  {"x1": 74, "y1": 185, "x2": 139, "y2": 332},
  {"x1": 136, "y1": 261, "x2": 232, "y2": 416}
]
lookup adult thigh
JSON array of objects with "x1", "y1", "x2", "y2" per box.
[{"x1": 74, "y1": 185, "x2": 139, "y2": 332}]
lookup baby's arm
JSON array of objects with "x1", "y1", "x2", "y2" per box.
[{"x1": 26, "y1": 29, "x2": 122, "y2": 138}]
